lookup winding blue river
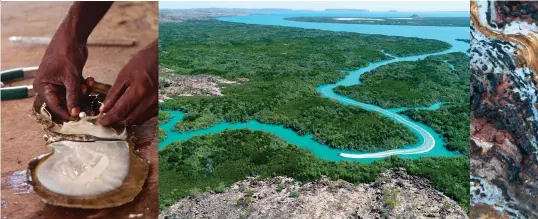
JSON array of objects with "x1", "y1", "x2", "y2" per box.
[{"x1": 159, "y1": 12, "x2": 468, "y2": 163}]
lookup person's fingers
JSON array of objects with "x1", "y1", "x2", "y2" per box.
[
  {"x1": 100, "y1": 82, "x2": 127, "y2": 113},
  {"x1": 121, "y1": 97, "x2": 158, "y2": 126},
  {"x1": 86, "y1": 77, "x2": 95, "y2": 88},
  {"x1": 42, "y1": 84, "x2": 71, "y2": 121},
  {"x1": 82, "y1": 76, "x2": 94, "y2": 94},
  {"x1": 98, "y1": 87, "x2": 141, "y2": 127},
  {"x1": 132, "y1": 104, "x2": 158, "y2": 125},
  {"x1": 81, "y1": 84, "x2": 88, "y2": 95},
  {"x1": 65, "y1": 74, "x2": 82, "y2": 117},
  {"x1": 98, "y1": 111, "x2": 124, "y2": 127}
]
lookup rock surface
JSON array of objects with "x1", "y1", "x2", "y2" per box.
[
  {"x1": 159, "y1": 168, "x2": 467, "y2": 219},
  {"x1": 470, "y1": 1, "x2": 538, "y2": 218},
  {"x1": 158, "y1": 75, "x2": 237, "y2": 101}
]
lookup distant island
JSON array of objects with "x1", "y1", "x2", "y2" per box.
[
  {"x1": 388, "y1": 10, "x2": 398, "y2": 12},
  {"x1": 325, "y1": 9, "x2": 369, "y2": 12},
  {"x1": 410, "y1": 14, "x2": 422, "y2": 19},
  {"x1": 284, "y1": 16, "x2": 469, "y2": 27}
]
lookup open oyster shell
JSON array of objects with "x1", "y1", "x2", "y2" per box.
[
  {"x1": 31, "y1": 93, "x2": 127, "y2": 143},
  {"x1": 27, "y1": 83, "x2": 148, "y2": 209}
]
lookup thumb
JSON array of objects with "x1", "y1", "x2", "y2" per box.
[{"x1": 65, "y1": 74, "x2": 82, "y2": 117}]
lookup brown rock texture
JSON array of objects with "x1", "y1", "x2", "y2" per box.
[{"x1": 470, "y1": 1, "x2": 538, "y2": 218}]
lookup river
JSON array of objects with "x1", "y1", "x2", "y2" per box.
[{"x1": 159, "y1": 12, "x2": 469, "y2": 163}]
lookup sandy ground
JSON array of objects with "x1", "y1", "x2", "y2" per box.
[{"x1": 1, "y1": 2, "x2": 158, "y2": 218}]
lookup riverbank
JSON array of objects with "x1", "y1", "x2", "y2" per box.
[
  {"x1": 158, "y1": 12, "x2": 470, "y2": 212},
  {"x1": 159, "y1": 129, "x2": 469, "y2": 212},
  {"x1": 158, "y1": 20, "x2": 459, "y2": 154}
]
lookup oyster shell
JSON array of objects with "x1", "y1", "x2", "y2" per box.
[
  {"x1": 28, "y1": 83, "x2": 148, "y2": 209},
  {"x1": 36, "y1": 141, "x2": 130, "y2": 196},
  {"x1": 50, "y1": 114, "x2": 127, "y2": 140},
  {"x1": 31, "y1": 94, "x2": 127, "y2": 143}
]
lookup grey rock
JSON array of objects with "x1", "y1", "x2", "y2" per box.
[{"x1": 159, "y1": 168, "x2": 467, "y2": 219}]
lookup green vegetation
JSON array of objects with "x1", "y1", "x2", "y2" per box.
[
  {"x1": 159, "y1": 111, "x2": 171, "y2": 124},
  {"x1": 173, "y1": 110, "x2": 220, "y2": 132},
  {"x1": 402, "y1": 104, "x2": 469, "y2": 155},
  {"x1": 284, "y1": 17, "x2": 469, "y2": 27},
  {"x1": 188, "y1": 187, "x2": 202, "y2": 196},
  {"x1": 289, "y1": 191, "x2": 300, "y2": 198},
  {"x1": 335, "y1": 52, "x2": 469, "y2": 108},
  {"x1": 214, "y1": 182, "x2": 227, "y2": 193},
  {"x1": 260, "y1": 97, "x2": 417, "y2": 151},
  {"x1": 276, "y1": 184, "x2": 285, "y2": 192},
  {"x1": 383, "y1": 188, "x2": 399, "y2": 209},
  {"x1": 159, "y1": 130, "x2": 470, "y2": 212},
  {"x1": 237, "y1": 190, "x2": 255, "y2": 207},
  {"x1": 158, "y1": 128, "x2": 167, "y2": 142},
  {"x1": 158, "y1": 20, "x2": 469, "y2": 215},
  {"x1": 159, "y1": 20, "x2": 451, "y2": 151}
]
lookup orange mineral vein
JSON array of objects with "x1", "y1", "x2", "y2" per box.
[{"x1": 471, "y1": 1, "x2": 538, "y2": 84}]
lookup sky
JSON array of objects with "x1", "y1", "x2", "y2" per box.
[{"x1": 159, "y1": 1, "x2": 469, "y2": 12}]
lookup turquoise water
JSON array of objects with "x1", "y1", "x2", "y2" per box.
[
  {"x1": 159, "y1": 12, "x2": 468, "y2": 162},
  {"x1": 159, "y1": 110, "x2": 458, "y2": 162},
  {"x1": 218, "y1": 12, "x2": 469, "y2": 53}
]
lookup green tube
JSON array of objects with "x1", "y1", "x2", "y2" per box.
[
  {"x1": 1, "y1": 68, "x2": 25, "y2": 82},
  {"x1": 1, "y1": 86, "x2": 29, "y2": 100}
]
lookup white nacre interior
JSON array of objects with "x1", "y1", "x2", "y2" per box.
[{"x1": 36, "y1": 141, "x2": 130, "y2": 196}]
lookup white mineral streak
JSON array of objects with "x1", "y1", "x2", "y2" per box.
[
  {"x1": 512, "y1": 67, "x2": 538, "y2": 103},
  {"x1": 476, "y1": 1, "x2": 491, "y2": 28},
  {"x1": 37, "y1": 141, "x2": 130, "y2": 196},
  {"x1": 471, "y1": 177, "x2": 521, "y2": 218},
  {"x1": 470, "y1": 27, "x2": 518, "y2": 74}
]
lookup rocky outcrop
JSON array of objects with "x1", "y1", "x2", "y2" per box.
[
  {"x1": 158, "y1": 75, "x2": 238, "y2": 101},
  {"x1": 159, "y1": 168, "x2": 467, "y2": 219},
  {"x1": 470, "y1": 1, "x2": 538, "y2": 218}
]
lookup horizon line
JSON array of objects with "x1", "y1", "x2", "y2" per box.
[{"x1": 159, "y1": 8, "x2": 469, "y2": 12}]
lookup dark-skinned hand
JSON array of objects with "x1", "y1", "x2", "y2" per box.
[
  {"x1": 33, "y1": 2, "x2": 112, "y2": 121},
  {"x1": 33, "y1": 32, "x2": 91, "y2": 120},
  {"x1": 98, "y1": 40, "x2": 158, "y2": 127}
]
